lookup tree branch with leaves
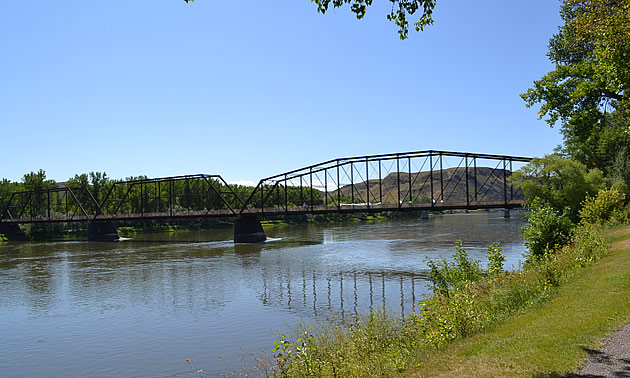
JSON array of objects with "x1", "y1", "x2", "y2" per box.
[
  {"x1": 522, "y1": 0, "x2": 630, "y2": 175},
  {"x1": 184, "y1": 0, "x2": 436, "y2": 39}
]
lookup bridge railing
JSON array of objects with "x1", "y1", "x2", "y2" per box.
[{"x1": 239, "y1": 150, "x2": 532, "y2": 215}]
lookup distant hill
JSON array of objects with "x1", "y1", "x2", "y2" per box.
[{"x1": 328, "y1": 167, "x2": 522, "y2": 204}]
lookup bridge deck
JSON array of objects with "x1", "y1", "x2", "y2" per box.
[{"x1": 0, "y1": 200, "x2": 524, "y2": 224}]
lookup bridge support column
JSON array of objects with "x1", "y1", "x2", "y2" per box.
[
  {"x1": 234, "y1": 215, "x2": 266, "y2": 243},
  {"x1": 87, "y1": 222, "x2": 120, "y2": 242},
  {"x1": 0, "y1": 223, "x2": 28, "y2": 241},
  {"x1": 504, "y1": 209, "x2": 511, "y2": 219}
]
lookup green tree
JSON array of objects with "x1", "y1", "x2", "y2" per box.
[
  {"x1": 183, "y1": 0, "x2": 437, "y2": 39},
  {"x1": 510, "y1": 154, "x2": 608, "y2": 220},
  {"x1": 20, "y1": 170, "x2": 57, "y2": 218},
  {"x1": 22, "y1": 169, "x2": 56, "y2": 192},
  {"x1": 67, "y1": 172, "x2": 112, "y2": 214},
  {"x1": 67, "y1": 173, "x2": 89, "y2": 189},
  {"x1": 522, "y1": 0, "x2": 630, "y2": 175},
  {"x1": 88, "y1": 172, "x2": 111, "y2": 205},
  {"x1": 0, "y1": 179, "x2": 19, "y2": 216}
]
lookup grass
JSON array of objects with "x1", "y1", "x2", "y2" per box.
[
  {"x1": 408, "y1": 225, "x2": 630, "y2": 377},
  {"x1": 266, "y1": 225, "x2": 630, "y2": 377}
]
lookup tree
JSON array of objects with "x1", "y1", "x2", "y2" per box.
[
  {"x1": 21, "y1": 170, "x2": 57, "y2": 218},
  {"x1": 67, "y1": 172, "x2": 112, "y2": 214},
  {"x1": 522, "y1": 0, "x2": 630, "y2": 175},
  {"x1": 0, "y1": 179, "x2": 19, "y2": 215},
  {"x1": 22, "y1": 169, "x2": 56, "y2": 192},
  {"x1": 510, "y1": 154, "x2": 608, "y2": 220},
  {"x1": 183, "y1": 0, "x2": 437, "y2": 39},
  {"x1": 571, "y1": 0, "x2": 630, "y2": 102}
]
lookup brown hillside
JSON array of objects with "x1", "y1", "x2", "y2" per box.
[{"x1": 328, "y1": 167, "x2": 520, "y2": 204}]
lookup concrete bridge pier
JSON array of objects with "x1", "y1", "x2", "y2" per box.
[
  {"x1": 0, "y1": 223, "x2": 28, "y2": 241},
  {"x1": 234, "y1": 215, "x2": 267, "y2": 243},
  {"x1": 504, "y1": 209, "x2": 511, "y2": 219},
  {"x1": 87, "y1": 222, "x2": 120, "y2": 242}
]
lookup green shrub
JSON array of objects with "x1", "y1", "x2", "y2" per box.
[
  {"x1": 522, "y1": 199, "x2": 574, "y2": 260},
  {"x1": 414, "y1": 290, "x2": 488, "y2": 349},
  {"x1": 487, "y1": 242, "x2": 506, "y2": 277},
  {"x1": 579, "y1": 187, "x2": 626, "y2": 225},
  {"x1": 425, "y1": 240, "x2": 483, "y2": 296},
  {"x1": 610, "y1": 203, "x2": 630, "y2": 225},
  {"x1": 564, "y1": 223, "x2": 608, "y2": 267},
  {"x1": 271, "y1": 313, "x2": 419, "y2": 376}
]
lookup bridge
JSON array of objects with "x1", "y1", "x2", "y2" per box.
[{"x1": 0, "y1": 150, "x2": 532, "y2": 242}]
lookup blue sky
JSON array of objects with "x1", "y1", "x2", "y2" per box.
[{"x1": 1, "y1": 0, "x2": 564, "y2": 184}]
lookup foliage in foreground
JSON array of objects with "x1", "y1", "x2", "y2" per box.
[
  {"x1": 267, "y1": 226, "x2": 607, "y2": 376},
  {"x1": 579, "y1": 187, "x2": 626, "y2": 225},
  {"x1": 522, "y1": 0, "x2": 630, "y2": 177},
  {"x1": 521, "y1": 199, "x2": 575, "y2": 260},
  {"x1": 510, "y1": 154, "x2": 608, "y2": 221},
  {"x1": 184, "y1": 0, "x2": 438, "y2": 40}
]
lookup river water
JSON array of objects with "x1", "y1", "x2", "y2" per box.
[{"x1": 0, "y1": 212, "x2": 527, "y2": 377}]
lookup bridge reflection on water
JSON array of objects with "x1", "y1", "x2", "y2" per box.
[
  {"x1": 260, "y1": 268, "x2": 425, "y2": 320},
  {"x1": 0, "y1": 239, "x2": 430, "y2": 320},
  {"x1": 0, "y1": 214, "x2": 528, "y2": 377}
]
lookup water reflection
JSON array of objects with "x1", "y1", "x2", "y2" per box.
[
  {"x1": 259, "y1": 267, "x2": 426, "y2": 321},
  {"x1": 0, "y1": 212, "x2": 527, "y2": 377}
]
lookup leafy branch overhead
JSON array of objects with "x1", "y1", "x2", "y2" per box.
[
  {"x1": 521, "y1": 0, "x2": 630, "y2": 174},
  {"x1": 183, "y1": 0, "x2": 437, "y2": 39}
]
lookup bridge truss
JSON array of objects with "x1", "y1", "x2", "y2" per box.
[
  {"x1": 1, "y1": 150, "x2": 532, "y2": 227},
  {"x1": 0, "y1": 174, "x2": 243, "y2": 224},
  {"x1": 240, "y1": 150, "x2": 532, "y2": 216}
]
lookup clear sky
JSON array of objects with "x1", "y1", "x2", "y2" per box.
[{"x1": 1, "y1": 0, "x2": 564, "y2": 185}]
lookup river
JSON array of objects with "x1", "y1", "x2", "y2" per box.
[{"x1": 0, "y1": 212, "x2": 527, "y2": 377}]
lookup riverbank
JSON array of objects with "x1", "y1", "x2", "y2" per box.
[
  {"x1": 266, "y1": 223, "x2": 628, "y2": 376},
  {"x1": 408, "y1": 225, "x2": 630, "y2": 376}
]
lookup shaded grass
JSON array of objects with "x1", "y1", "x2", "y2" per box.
[{"x1": 409, "y1": 225, "x2": 630, "y2": 377}]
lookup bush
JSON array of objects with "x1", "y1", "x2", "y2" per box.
[
  {"x1": 425, "y1": 240, "x2": 483, "y2": 297},
  {"x1": 415, "y1": 290, "x2": 488, "y2": 349},
  {"x1": 487, "y1": 242, "x2": 506, "y2": 277},
  {"x1": 272, "y1": 313, "x2": 419, "y2": 376},
  {"x1": 522, "y1": 199, "x2": 574, "y2": 260},
  {"x1": 610, "y1": 203, "x2": 630, "y2": 225},
  {"x1": 565, "y1": 223, "x2": 608, "y2": 267},
  {"x1": 579, "y1": 187, "x2": 626, "y2": 225}
]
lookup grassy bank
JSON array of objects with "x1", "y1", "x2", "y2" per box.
[
  {"x1": 409, "y1": 225, "x2": 630, "y2": 377},
  {"x1": 266, "y1": 225, "x2": 630, "y2": 376}
]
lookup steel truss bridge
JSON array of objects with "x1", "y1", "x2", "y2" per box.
[{"x1": 0, "y1": 150, "x2": 532, "y2": 241}]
